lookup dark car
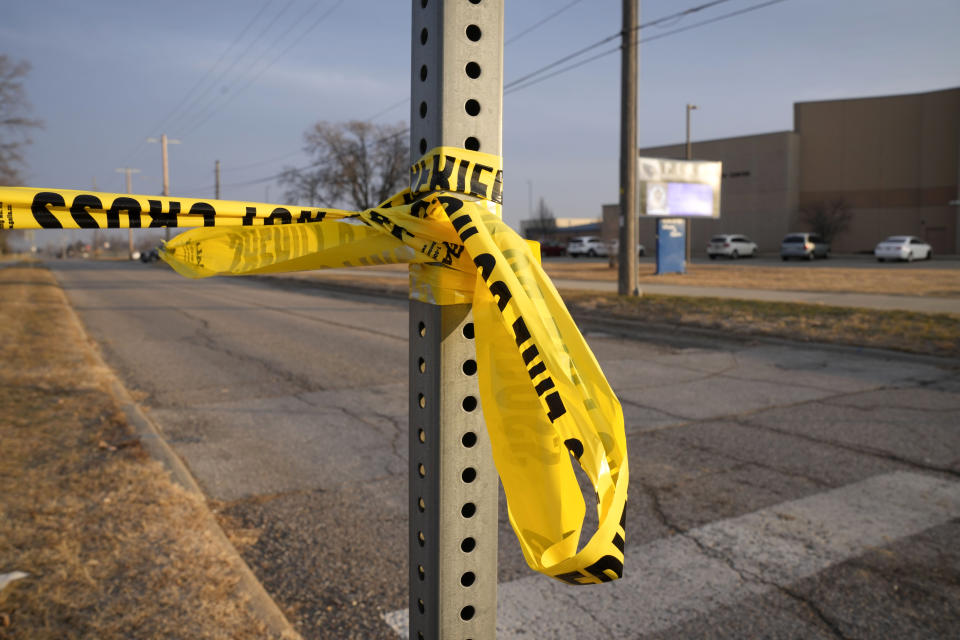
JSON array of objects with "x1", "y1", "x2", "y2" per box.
[
  {"x1": 140, "y1": 248, "x2": 160, "y2": 263},
  {"x1": 539, "y1": 240, "x2": 566, "y2": 257}
]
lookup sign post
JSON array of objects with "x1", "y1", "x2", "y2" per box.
[
  {"x1": 638, "y1": 157, "x2": 722, "y2": 275},
  {"x1": 408, "y1": 2, "x2": 502, "y2": 638}
]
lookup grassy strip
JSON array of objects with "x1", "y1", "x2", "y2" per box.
[
  {"x1": 565, "y1": 291, "x2": 960, "y2": 359},
  {"x1": 0, "y1": 265, "x2": 279, "y2": 639},
  {"x1": 283, "y1": 272, "x2": 960, "y2": 358}
]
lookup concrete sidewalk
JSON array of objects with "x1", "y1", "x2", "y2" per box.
[{"x1": 297, "y1": 268, "x2": 960, "y2": 316}]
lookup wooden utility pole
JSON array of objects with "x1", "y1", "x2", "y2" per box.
[
  {"x1": 215, "y1": 159, "x2": 221, "y2": 200},
  {"x1": 147, "y1": 134, "x2": 180, "y2": 240},
  {"x1": 408, "y1": 1, "x2": 502, "y2": 638},
  {"x1": 685, "y1": 103, "x2": 697, "y2": 263},
  {"x1": 115, "y1": 167, "x2": 141, "y2": 259},
  {"x1": 618, "y1": 0, "x2": 639, "y2": 296}
]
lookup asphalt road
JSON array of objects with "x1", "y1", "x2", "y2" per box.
[{"x1": 50, "y1": 259, "x2": 960, "y2": 640}]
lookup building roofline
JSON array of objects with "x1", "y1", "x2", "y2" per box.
[
  {"x1": 794, "y1": 85, "x2": 960, "y2": 107},
  {"x1": 639, "y1": 129, "x2": 796, "y2": 151}
]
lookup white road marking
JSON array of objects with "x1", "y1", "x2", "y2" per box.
[{"x1": 383, "y1": 472, "x2": 960, "y2": 638}]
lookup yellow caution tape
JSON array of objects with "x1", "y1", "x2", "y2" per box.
[{"x1": 0, "y1": 147, "x2": 628, "y2": 584}]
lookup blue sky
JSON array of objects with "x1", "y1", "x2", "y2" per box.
[{"x1": 4, "y1": 0, "x2": 959, "y2": 241}]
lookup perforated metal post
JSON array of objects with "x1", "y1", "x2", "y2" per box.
[{"x1": 409, "y1": 1, "x2": 503, "y2": 638}]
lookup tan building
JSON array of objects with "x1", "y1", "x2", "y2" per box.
[
  {"x1": 599, "y1": 86, "x2": 960, "y2": 255},
  {"x1": 794, "y1": 87, "x2": 959, "y2": 254}
]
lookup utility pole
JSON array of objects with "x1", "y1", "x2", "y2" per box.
[
  {"x1": 685, "y1": 103, "x2": 697, "y2": 263},
  {"x1": 115, "y1": 167, "x2": 141, "y2": 259},
  {"x1": 215, "y1": 160, "x2": 221, "y2": 200},
  {"x1": 147, "y1": 134, "x2": 181, "y2": 240},
  {"x1": 618, "y1": 0, "x2": 639, "y2": 296},
  {"x1": 408, "y1": 1, "x2": 502, "y2": 638}
]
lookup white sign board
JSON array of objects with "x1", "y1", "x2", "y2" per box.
[{"x1": 638, "y1": 157, "x2": 722, "y2": 218}]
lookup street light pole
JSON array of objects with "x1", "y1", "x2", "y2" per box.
[
  {"x1": 147, "y1": 134, "x2": 181, "y2": 241},
  {"x1": 685, "y1": 103, "x2": 697, "y2": 263}
]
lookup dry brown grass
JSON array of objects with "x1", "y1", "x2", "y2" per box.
[
  {"x1": 0, "y1": 264, "x2": 279, "y2": 639},
  {"x1": 565, "y1": 292, "x2": 960, "y2": 358},
  {"x1": 542, "y1": 260, "x2": 960, "y2": 297}
]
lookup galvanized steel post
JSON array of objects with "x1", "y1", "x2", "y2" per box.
[{"x1": 408, "y1": 1, "x2": 503, "y2": 639}]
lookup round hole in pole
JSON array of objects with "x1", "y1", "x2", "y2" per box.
[
  {"x1": 418, "y1": 565, "x2": 425, "y2": 581},
  {"x1": 420, "y1": 28, "x2": 428, "y2": 45},
  {"x1": 418, "y1": 393, "x2": 425, "y2": 409},
  {"x1": 419, "y1": 138, "x2": 427, "y2": 154},
  {"x1": 421, "y1": 0, "x2": 428, "y2": 7},
  {"x1": 418, "y1": 321, "x2": 426, "y2": 337},
  {"x1": 460, "y1": 605, "x2": 476, "y2": 621},
  {"x1": 417, "y1": 599, "x2": 425, "y2": 614},
  {"x1": 420, "y1": 64, "x2": 428, "y2": 82},
  {"x1": 418, "y1": 357, "x2": 426, "y2": 373},
  {"x1": 461, "y1": 396, "x2": 478, "y2": 412},
  {"x1": 461, "y1": 431, "x2": 477, "y2": 448},
  {"x1": 419, "y1": 101, "x2": 427, "y2": 119},
  {"x1": 469, "y1": 0, "x2": 481, "y2": 4},
  {"x1": 465, "y1": 62, "x2": 481, "y2": 79},
  {"x1": 461, "y1": 537, "x2": 476, "y2": 552},
  {"x1": 417, "y1": 633, "x2": 423, "y2": 640},
  {"x1": 465, "y1": 137, "x2": 480, "y2": 151},
  {"x1": 465, "y1": 99, "x2": 480, "y2": 117},
  {"x1": 461, "y1": 502, "x2": 476, "y2": 518},
  {"x1": 461, "y1": 571, "x2": 476, "y2": 587},
  {"x1": 418, "y1": 497, "x2": 426, "y2": 512},
  {"x1": 465, "y1": 24, "x2": 481, "y2": 41},
  {"x1": 418, "y1": 463, "x2": 426, "y2": 478},
  {"x1": 462, "y1": 467, "x2": 477, "y2": 483},
  {"x1": 418, "y1": 531, "x2": 425, "y2": 547},
  {"x1": 462, "y1": 322, "x2": 475, "y2": 339},
  {"x1": 418, "y1": 428, "x2": 425, "y2": 443},
  {"x1": 461, "y1": 359, "x2": 477, "y2": 376}
]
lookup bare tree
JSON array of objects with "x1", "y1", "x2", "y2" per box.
[
  {"x1": 532, "y1": 196, "x2": 556, "y2": 239},
  {"x1": 0, "y1": 56, "x2": 42, "y2": 253},
  {"x1": 0, "y1": 55, "x2": 42, "y2": 185},
  {"x1": 279, "y1": 120, "x2": 407, "y2": 210},
  {"x1": 800, "y1": 198, "x2": 853, "y2": 244}
]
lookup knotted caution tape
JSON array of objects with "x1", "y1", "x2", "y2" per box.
[{"x1": 0, "y1": 147, "x2": 628, "y2": 584}]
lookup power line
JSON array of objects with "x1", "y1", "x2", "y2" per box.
[
  {"x1": 180, "y1": 0, "x2": 345, "y2": 137},
  {"x1": 504, "y1": 0, "x2": 736, "y2": 91},
  {"x1": 505, "y1": 0, "x2": 789, "y2": 93},
  {"x1": 120, "y1": 1, "x2": 287, "y2": 165},
  {"x1": 167, "y1": 0, "x2": 300, "y2": 134},
  {"x1": 505, "y1": 0, "x2": 586, "y2": 45}
]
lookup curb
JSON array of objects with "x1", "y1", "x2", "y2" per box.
[
  {"x1": 258, "y1": 272, "x2": 960, "y2": 368},
  {"x1": 54, "y1": 268, "x2": 303, "y2": 640}
]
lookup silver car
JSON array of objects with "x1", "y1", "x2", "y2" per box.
[
  {"x1": 780, "y1": 232, "x2": 830, "y2": 260},
  {"x1": 874, "y1": 236, "x2": 932, "y2": 262},
  {"x1": 706, "y1": 234, "x2": 758, "y2": 259}
]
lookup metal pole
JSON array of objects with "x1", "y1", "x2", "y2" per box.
[
  {"x1": 618, "y1": 0, "x2": 639, "y2": 296},
  {"x1": 215, "y1": 159, "x2": 221, "y2": 200},
  {"x1": 409, "y1": 2, "x2": 502, "y2": 638},
  {"x1": 685, "y1": 103, "x2": 697, "y2": 263}
]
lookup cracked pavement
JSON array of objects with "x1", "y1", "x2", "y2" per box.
[{"x1": 52, "y1": 260, "x2": 960, "y2": 639}]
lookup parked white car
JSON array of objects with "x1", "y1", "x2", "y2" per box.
[
  {"x1": 566, "y1": 236, "x2": 609, "y2": 258},
  {"x1": 874, "y1": 236, "x2": 932, "y2": 262},
  {"x1": 610, "y1": 239, "x2": 646, "y2": 257},
  {"x1": 706, "y1": 234, "x2": 758, "y2": 259}
]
